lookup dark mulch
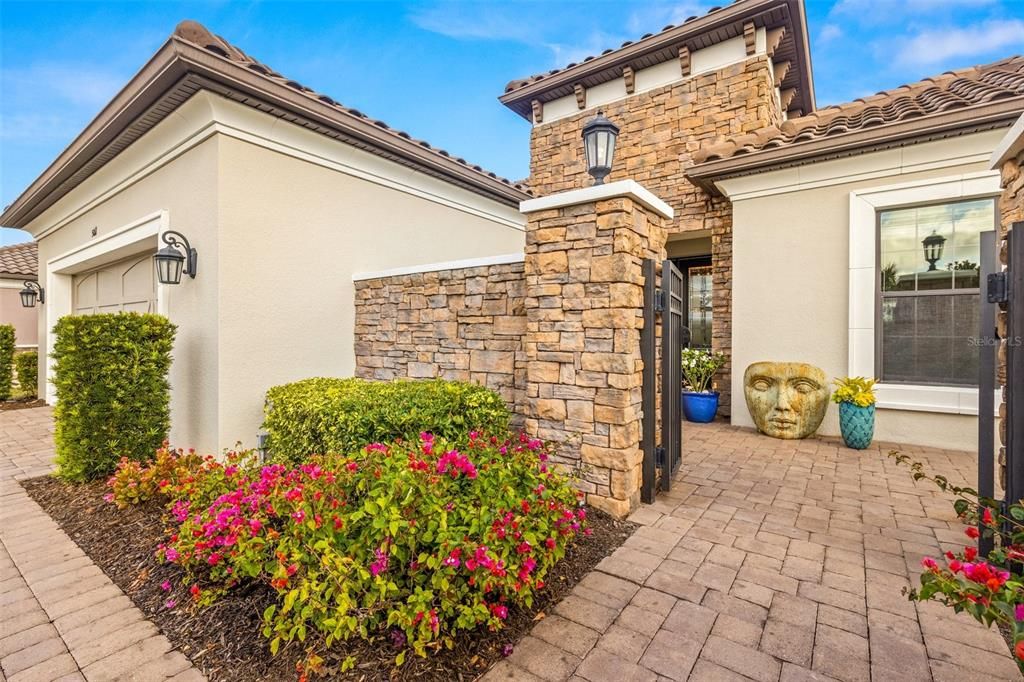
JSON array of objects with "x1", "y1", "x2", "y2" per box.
[
  {"x1": 1, "y1": 397, "x2": 45, "y2": 411},
  {"x1": 23, "y1": 476, "x2": 635, "y2": 681}
]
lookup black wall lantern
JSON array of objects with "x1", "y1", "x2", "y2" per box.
[
  {"x1": 922, "y1": 230, "x2": 947, "y2": 271},
  {"x1": 582, "y1": 111, "x2": 619, "y2": 185},
  {"x1": 19, "y1": 281, "x2": 44, "y2": 308},
  {"x1": 154, "y1": 230, "x2": 198, "y2": 285}
]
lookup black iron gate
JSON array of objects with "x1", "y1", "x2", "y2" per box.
[
  {"x1": 979, "y1": 222, "x2": 1023, "y2": 551},
  {"x1": 641, "y1": 258, "x2": 687, "y2": 503}
]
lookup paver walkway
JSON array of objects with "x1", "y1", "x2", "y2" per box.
[
  {"x1": 0, "y1": 407, "x2": 203, "y2": 682},
  {"x1": 486, "y1": 422, "x2": 1023, "y2": 682}
]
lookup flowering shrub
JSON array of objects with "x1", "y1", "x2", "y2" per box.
[
  {"x1": 892, "y1": 452, "x2": 1024, "y2": 673},
  {"x1": 263, "y1": 378, "x2": 510, "y2": 463},
  {"x1": 109, "y1": 431, "x2": 586, "y2": 671},
  {"x1": 680, "y1": 348, "x2": 726, "y2": 393},
  {"x1": 105, "y1": 444, "x2": 204, "y2": 508}
]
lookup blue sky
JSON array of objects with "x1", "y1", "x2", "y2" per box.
[{"x1": 3, "y1": 0, "x2": 1024, "y2": 245}]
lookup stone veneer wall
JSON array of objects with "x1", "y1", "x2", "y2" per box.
[
  {"x1": 997, "y1": 148, "x2": 1023, "y2": 488},
  {"x1": 526, "y1": 57, "x2": 780, "y2": 416},
  {"x1": 353, "y1": 262, "x2": 527, "y2": 411},
  {"x1": 520, "y1": 195, "x2": 668, "y2": 517}
]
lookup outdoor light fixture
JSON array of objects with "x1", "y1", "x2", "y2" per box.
[
  {"x1": 19, "y1": 281, "x2": 44, "y2": 308},
  {"x1": 581, "y1": 110, "x2": 619, "y2": 185},
  {"x1": 922, "y1": 230, "x2": 947, "y2": 271},
  {"x1": 154, "y1": 230, "x2": 197, "y2": 284}
]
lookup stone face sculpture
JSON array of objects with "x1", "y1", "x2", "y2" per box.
[{"x1": 743, "y1": 362, "x2": 829, "y2": 440}]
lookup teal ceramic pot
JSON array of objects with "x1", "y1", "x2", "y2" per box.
[{"x1": 839, "y1": 402, "x2": 875, "y2": 450}]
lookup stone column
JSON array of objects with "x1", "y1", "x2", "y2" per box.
[{"x1": 518, "y1": 181, "x2": 672, "y2": 518}]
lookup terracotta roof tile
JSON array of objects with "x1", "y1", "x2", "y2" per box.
[
  {"x1": 503, "y1": 3, "x2": 739, "y2": 94},
  {"x1": 173, "y1": 21, "x2": 531, "y2": 195},
  {"x1": 0, "y1": 241, "x2": 37, "y2": 278},
  {"x1": 693, "y1": 55, "x2": 1024, "y2": 164}
]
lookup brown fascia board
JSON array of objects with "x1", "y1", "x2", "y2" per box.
[
  {"x1": 686, "y1": 97, "x2": 1024, "y2": 195},
  {"x1": 499, "y1": 0, "x2": 814, "y2": 119},
  {"x1": 2, "y1": 37, "x2": 530, "y2": 230}
]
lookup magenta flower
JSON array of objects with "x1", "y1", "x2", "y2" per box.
[
  {"x1": 164, "y1": 599, "x2": 176, "y2": 609},
  {"x1": 160, "y1": 580, "x2": 171, "y2": 591}
]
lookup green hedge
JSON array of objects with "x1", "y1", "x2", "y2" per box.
[
  {"x1": 0, "y1": 325, "x2": 14, "y2": 400},
  {"x1": 52, "y1": 313, "x2": 176, "y2": 481},
  {"x1": 263, "y1": 378, "x2": 510, "y2": 462},
  {"x1": 14, "y1": 351, "x2": 38, "y2": 397}
]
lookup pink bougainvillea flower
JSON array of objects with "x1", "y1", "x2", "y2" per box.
[
  {"x1": 1016, "y1": 604, "x2": 1024, "y2": 622},
  {"x1": 160, "y1": 580, "x2": 172, "y2": 591},
  {"x1": 501, "y1": 644, "x2": 514, "y2": 657},
  {"x1": 921, "y1": 557, "x2": 938, "y2": 570},
  {"x1": 164, "y1": 547, "x2": 179, "y2": 562},
  {"x1": 164, "y1": 599, "x2": 176, "y2": 609}
]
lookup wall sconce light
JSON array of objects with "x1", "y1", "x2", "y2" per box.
[
  {"x1": 19, "y1": 281, "x2": 44, "y2": 308},
  {"x1": 922, "y1": 230, "x2": 947, "y2": 271},
  {"x1": 154, "y1": 230, "x2": 198, "y2": 284},
  {"x1": 581, "y1": 111, "x2": 619, "y2": 186}
]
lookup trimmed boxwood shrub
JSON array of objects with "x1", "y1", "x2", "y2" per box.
[
  {"x1": 0, "y1": 324, "x2": 14, "y2": 400},
  {"x1": 263, "y1": 378, "x2": 510, "y2": 461},
  {"x1": 52, "y1": 313, "x2": 176, "y2": 481},
  {"x1": 14, "y1": 351, "x2": 38, "y2": 397}
]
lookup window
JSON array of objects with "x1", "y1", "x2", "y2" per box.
[{"x1": 877, "y1": 198, "x2": 994, "y2": 386}]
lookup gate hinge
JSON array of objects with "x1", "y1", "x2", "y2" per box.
[
  {"x1": 988, "y1": 272, "x2": 1010, "y2": 304},
  {"x1": 653, "y1": 290, "x2": 666, "y2": 313}
]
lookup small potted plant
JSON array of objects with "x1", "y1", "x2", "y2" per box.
[
  {"x1": 832, "y1": 376, "x2": 876, "y2": 450},
  {"x1": 681, "y1": 348, "x2": 726, "y2": 423}
]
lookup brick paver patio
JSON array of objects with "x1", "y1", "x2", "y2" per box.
[
  {"x1": 0, "y1": 407, "x2": 203, "y2": 682},
  {"x1": 486, "y1": 422, "x2": 1022, "y2": 682}
]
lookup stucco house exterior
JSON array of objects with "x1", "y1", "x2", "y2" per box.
[
  {"x1": 0, "y1": 21, "x2": 528, "y2": 451},
  {"x1": 4, "y1": 0, "x2": 1021, "y2": 470},
  {"x1": 0, "y1": 242, "x2": 39, "y2": 350}
]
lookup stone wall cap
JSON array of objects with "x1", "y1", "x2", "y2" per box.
[
  {"x1": 991, "y1": 112, "x2": 1024, "y2": 169},
  {"x1": 352, "y1": 252, "x2": 525, "y2": 281},
  {"x1": 519, "y1": 180, "x2": 674, "y2": 219}
]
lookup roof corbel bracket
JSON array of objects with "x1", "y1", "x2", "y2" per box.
[
  {"x1": 743, "y1": 22, "x2": 756, "y2": 56},
  {"x1": 679, "y1": 46, "x2": 691, "y2": 77},
  {"x1": 623, "y1": 65, "x2": 635, "y2": 94},
  {"x1": 531, "y1": 99, "x2": 543, "y2": 124},
  {"x1": 780, "y1": 87, "x2": 798, "y2": 110},
  {"x1": 766, "y1": 26, "x2": 786, "y2": 58},
  {"x1": 773, "y1": 60, "x2": 791, "y2": 83},
  {"x1": 574, "y1": 84, "x2": 586, "y2": 110}
]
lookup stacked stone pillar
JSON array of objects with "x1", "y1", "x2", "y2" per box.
[{"x1": 519, "y1": 182, "x2": 671, "y2": 517}]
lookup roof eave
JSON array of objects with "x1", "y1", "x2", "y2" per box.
[{"x1": 686, "y1": 98, "x2": 1024, "y2": 193}]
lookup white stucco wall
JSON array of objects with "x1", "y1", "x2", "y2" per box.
[
  {"x1": 721, "y1": 130, "x2": 1007, "y2": 452},
  {"x1": 21, "y1": 90, "x2": 525, "y2": 453}
]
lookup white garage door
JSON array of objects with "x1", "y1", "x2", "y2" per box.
[{"x1": 73, "y1": 252, "x2": 156, "y2": 315}]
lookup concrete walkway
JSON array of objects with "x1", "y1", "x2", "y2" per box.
[
  {"x1": 0, "y1": 407, "x2": 203, "y2": 682},
  {"x1": 487, "y1": 422, "x2": 1022, "y2": 682}
]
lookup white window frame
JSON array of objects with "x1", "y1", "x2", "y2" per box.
[{"x1": 848, "y1": 172, "x2": 1000, "y2": 415}]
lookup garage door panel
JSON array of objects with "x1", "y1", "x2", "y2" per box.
[{"x1": 73, "y1": 253, "x2": 156, "y2": 316}]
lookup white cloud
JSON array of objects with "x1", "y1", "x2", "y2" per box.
[
  {"x1": 891, "y1": 19, "x2": 1024, "y2": 66},
  {"x1": 817, "y1": 24, "x2": 843, "y2": 45},
  {"x1": 831, "y1": 0, "x2": 996, "y2": 15}
]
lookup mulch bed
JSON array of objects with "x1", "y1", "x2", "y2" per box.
[
  {"x1": 23, "y1": 476, "x2": 635, "y2": 681},
  {"x1": 1, "y1": 398, "x2": 45, "y2": 411}
]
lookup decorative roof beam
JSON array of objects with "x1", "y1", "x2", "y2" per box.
[
  {"x1": 766, "y1": 26, "x2": 786, "y2": 58},
  {"x1": 531, "y1": 99, "x2": 543, "y2": 124},
  {"x1": 780, "y1": 88, "x2": 798, "y2": 110},
  {"x1": 679, "y1": 46, "x2": 691, "y2": 77},
  {"x1": 774, "y1": 60, "x2": 791, "y2": 83},
  {"x1": 623, "y1": 65, "x2": 635, "y2": 94},
  {"x1": 743, "y1": 22, "x2": 756, "y2": 56},
  {"x1": 574, "y1": 83, "x2": 586, "y2": 110}
]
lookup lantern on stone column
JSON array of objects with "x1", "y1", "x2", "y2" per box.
[{"x1": 582, "y1": 111, "x2": 619, "y2": 186}]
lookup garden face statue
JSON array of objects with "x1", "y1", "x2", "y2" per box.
[{"x1": 743, "y1": 362, "x2": 829, "y2": 439}]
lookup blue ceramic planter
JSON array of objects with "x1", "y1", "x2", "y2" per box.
[
  {"x1": 682, "y1": 391, "x2": 719, "y2": 423},
  {"x1": 839, "y1": 402, "x2": 875, "y2": 450}
]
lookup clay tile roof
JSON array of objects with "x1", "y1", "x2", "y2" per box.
[
  {"x1": 0, "y1": 242, "x2": 37, "y2": 278},
  {"x1": 172, "y1": 20, "x2": 531, "y2": 195},
  {"x1": 692, "y1": 55, "x2": 1024, "y2": 166}
]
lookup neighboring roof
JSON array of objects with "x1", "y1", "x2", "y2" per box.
[
  {"x1": 500, "y1": 0, "x2": 815, "y2": 121},
  {"x1": 0, "y1": 242, "x2": 37, "y2": 279},
  {"x1": 689, "y1": 55, "x2": 1024, "y2": 185},
  {"x1": 1, "y1": 21, "x2": 531, "y2": 230}
]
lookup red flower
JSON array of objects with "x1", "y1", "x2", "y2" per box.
[
  {"x1": 964, "y1": 546, "x2": 978, "y2": 561},
  {"x1": 965, "y1": 526, "x2": 980, "y2": 539},
  {"x1": 1015, "y1": 641, "x2": 1024, "y2": 661},
  {"x1": 983, "y1": 508, "x2": 995, "y2": 525}
]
